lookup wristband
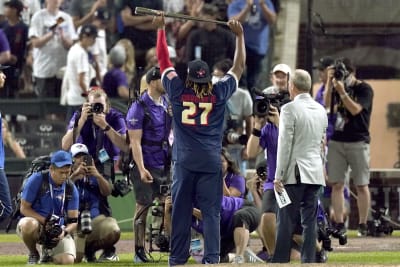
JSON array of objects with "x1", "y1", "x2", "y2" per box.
[
  {"x1": 103, "y1": 125, "x2": 111, "y2": 132},
  {"x1": 340, "y1": 92, "x2": 348, "y2": 99},
  {"x1": 252, "y1": 128, "x2": 261, "y2": 137}
]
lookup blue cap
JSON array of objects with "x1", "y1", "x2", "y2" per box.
[{"x1": 51, "y1": 150, "x2": 73, "y2": 167}]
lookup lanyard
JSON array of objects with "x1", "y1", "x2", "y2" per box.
[{"x1": 48, "y1": 178, "x2": 66, "y2": 216}]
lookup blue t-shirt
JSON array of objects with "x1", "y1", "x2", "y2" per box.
[
  {"x1": 67, "y1": 108, "x2": 127, "y2": 160},
  {"x1": 21, "y1": 172, "x2": 79, "y2": 225},
  {"x1": 74, "y1": 176, "x2": 101, "y2": 218},
  {"x1": 259, "y1": 123, "x2": 279, "y2": 190},
  {"x1": 126, "y1": 91, "x2": 172, "y2": 169},
  {"x1": 163, "y1": 69, "x2": 237, "y2": 172},
  {"x1": 102, "y1": 68, "x2": 128, "y2": 98},
  {"x1": 228, "y1": 0, "x2": 276, "y2": 55}
]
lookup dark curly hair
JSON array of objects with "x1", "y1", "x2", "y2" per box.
[{"x1": 221, "y1": 147, "x2": 241, "y2": 175}]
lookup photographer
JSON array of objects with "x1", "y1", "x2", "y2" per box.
[
  {"x1": 126, "y1": 66, "x2": 172, "y2": 263},
  {"x1": 69, "y1": 143, "x2": 120, "y2": 262},
  {"x1": 222, "y1": 148, "x2": 246, "y2": 198},
  {"x1": 325, "y1": 58, "x2": 374, "y2": 238},
  {"x1": 17, "y1": 150, "x2": 79, "y2": 265},
  {"x1": 61, "y1": 88, "x2": 127, "y2": 257}
]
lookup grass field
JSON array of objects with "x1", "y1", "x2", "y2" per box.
[{"x1": 1, "y1": 231, "x2": 399, "y2": 266}]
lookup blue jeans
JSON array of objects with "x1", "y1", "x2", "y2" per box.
[{"x1": 0, "y1": 168, "x2": 12, "y2": 223}]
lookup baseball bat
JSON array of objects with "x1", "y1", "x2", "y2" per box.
[{"x1": 135, "y1": 7, "x2": 228, "y2": 26}]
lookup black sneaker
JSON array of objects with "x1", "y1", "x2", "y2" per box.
[
  {"x1": 84, "y1": 249, "x2": 97, "y2": 263},
  {"x1": 332, "y1": 223, "x2": 347, "y2": 245},
  {"x1": 134, "y1": 247, "x2": 149, "y2": 263},
  {"x1": 357, "y1": 223, "x2": 368, "y2": 237},
  {"x1": 27, "y1": 252, "x2": 40, "y2": 265},
  {"x1": 316, "y1": 248, "x2": 328, "y2": 263},
  {"x1": 39, "y1": 248, "x2": 52, "y2": 263}
]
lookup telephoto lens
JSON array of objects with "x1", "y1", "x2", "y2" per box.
[{"x1": 80, "y1": 210, "x2": 92, "y2": 234}]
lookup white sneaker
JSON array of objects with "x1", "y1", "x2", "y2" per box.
[
  {"x1": 244, "y1": 247, "x2": 264, "y2": 263},
  {"x1": 232, "y1": 255, "x2": 245, "y2": 264}
]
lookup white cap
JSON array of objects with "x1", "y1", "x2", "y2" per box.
[
  {"x1": 168, "y1": 46, "x2": 177, "y2": 59},
  {"x1": 70, "y1": 143, "x2": 89, "y2": 157},
  {"x1": 272, "y1": 63, "x2": 291, "y2": 75}
]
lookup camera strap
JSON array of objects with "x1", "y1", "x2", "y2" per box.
[{"x1": 48, "y1": 178, "x2": 66, "y2": 217}]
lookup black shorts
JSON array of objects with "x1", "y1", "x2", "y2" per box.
[
  {"x1": 131, "y1": 167, "x2": 171, "y2": 205},
  {"x1": 261, "y1": 189, "x2": 278, "y2": 214}
]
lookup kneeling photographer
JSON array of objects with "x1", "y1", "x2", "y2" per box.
[
  {"x1": 69, "y1": 143, "x2": 120, "y2": 262},
  {"x1": 17, "y1": 150, "x2": 79, "y2": 265}
]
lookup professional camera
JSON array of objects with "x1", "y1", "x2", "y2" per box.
[
  {"x1": 253, "y1": 90, "x2": 290, "y2": 117},
  {"x1": 41, "y1": 214, "x2": 63, "y2": 249},
  {"x1": 367, "y1": 207, "x2": 393, "y2": 237},
  {"x1": 80, "y1": 209, "x2": 92, "y2": 235},
  {"x1": 153, "y1": 232, "x2": 170, "y2": 252},
  {"x1": 333, "y1": 60, "x2": 350, "y2": 81},
  {"x1": 256, "y1": 164, "x2": 267, "y2": 181},
  {"x1": 111, "y1": 177, "x2": 132, "y2": 197},
  {"x1": 90, "y1": 102, "x2": 104, "y2": 114},
  {"x1": 223, "y1": 117, "x2": 248, "y2": 146}
]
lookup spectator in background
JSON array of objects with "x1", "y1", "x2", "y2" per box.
[
  {"x1": 1, "y1": 0, "x2": 28, "y2": 98},
  {"x1": 115, "y1": 38, "x2": 136, "y2": 88},
  {"x1": 29, "y1": 0, "x2": 77, "y2": 98},
  {"x1": 263, "y1": 63, "x2": 291, "y2": 94},
  {"x1": 214, "y1": 58, "x2": 253, "y2": 175},
  {"x1": 0, "y1": 64, "x2": 13, "y2": 224},
  {"x1": 0, "y1": 29, "x2": 10, "y2": 67},
  {"x1": 228, "y1": 0, "x2": 277, "y2": 96},
  {"x1": 119, "y1": 0, "x2": 163, "y2": 69},
  {"x1": 0, "y1": 0, "x2": 40, "y2": 25},
  {"x1": 102, "y1": 44, "x2": 129, "y2": 100},
  {"x1": 221, "y1": 147, "x2": 246, "y2": 198},
  {"x1": 61, "y1": 24, "x2": 98, "y2": 122},
  {"x1": 2, "y1": 119, "x2": 25, "y2": 158},
  {"x1": 185, "y1": 3, "x2": 235, "y2": 72}
]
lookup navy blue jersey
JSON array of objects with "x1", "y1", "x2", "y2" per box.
[{"x1": 162, "y1": 68, "x2": 237, "y2": 172}]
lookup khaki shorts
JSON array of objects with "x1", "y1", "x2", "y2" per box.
[
  {"x1": 75, "y1": 215, "x2": 120, "y2": 254},
  {"x1": 327, "y1": 141, "x2": 370, "y2": 186},
  {"x1": 17, "y1": 217, "x2": 76, "y2": 258}
]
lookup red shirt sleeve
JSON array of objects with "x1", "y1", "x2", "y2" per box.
[{"x1": 157, "y1": 29, "x2": 173, "y2": 73}]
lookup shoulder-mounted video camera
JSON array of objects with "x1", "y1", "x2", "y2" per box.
[
  {"x1": 253, "y1": 89, "x2": 290, "y2": 117},
  {"x1": 333, "y1": 60, "x2": 350, "y2": 81}
]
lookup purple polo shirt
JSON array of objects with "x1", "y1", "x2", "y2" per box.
[
  {"x1": 102, "y1": 68, "x2": 129, "y2": 98},
  {"x1": 224, "y1": 172, "x2": 246, "y2": 198},
  {"x1": 259, "y1": 123, "x2": 279, "y2": 190},
  {"x1": 315, "y1": 84, "x2": 336, "y2": 140},
  {"x1": 126, "y1": 91, "x2": 172, "y2": 169},
  {"x1": 67, "y1": 108, "x2": 126, "y2": 160}
]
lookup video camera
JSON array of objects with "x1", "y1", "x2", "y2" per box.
[
  {"x1": 253, "y1": 89, "x2": 290, "y2": 117},
  {"x1": 41, "y1": 214, "x2": 63, "y2": 249},
  {"x1": 332, "y1": 60, "x2": 350, "y2": 81}
]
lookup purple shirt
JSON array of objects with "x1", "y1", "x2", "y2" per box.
[
  {"x1": 0, "y1": 29, "x2": 10, "y2": 53},
  {"x1": 102, "y1": 68, "x2": 128, "y2": 98},
  {"x1": 126, "y1": 91, "x2": 172, "y2": 169},
  {"x1": 224, "y1": 172, "x2": 246, "y2": 198},
  {"x1": 259, "y1": 123, "x2": 279, "y2": 190},
  {"x1": 315, "y1": 84, "x2": 336, "y2": 140},
  {"x1": 67, "y1": 108, "x2": 126, "y2": 160}
]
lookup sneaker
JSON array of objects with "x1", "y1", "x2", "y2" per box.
[
  {"x1": 333, "y1": 223, "x2": 347, "y2": 245},
  {"x1": 98, "y1": 250, "x2": 119, "y2": 262},
  {"x1": 27, "y1": 252, "x2": 40, "y2": 265},
  {"x1": 244, "y1": 247, "x2": 264, "y2": 263},
  {"x1": 232, "y1": 255, "x2": 245, "y2": 264},
  {"x1": 316, "y1": 248, "x2": 328, "y2": 263},
  {"x1": 134, "y1": 247, "x2": 149, "y2": 263},
  {"x1": 84, "y1": 249, "x2": 97, "y2": 263},
  {"x1": 39, "y1": 248, "x2": 52, "y2": 263},
  {"x1": 357, "y1": 223, "x2": 368, "y2": 237}
]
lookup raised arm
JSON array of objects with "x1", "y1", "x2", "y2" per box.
[
  {"x1": 154, "y1": 13, "x2": 173, "y2": 73},
  {"x1": 227, "y1": 20, "x2": 246, "y2": 81}
]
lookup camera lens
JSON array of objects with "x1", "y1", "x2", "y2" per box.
[
  {"x1": 80, "y1": 210, "x2": 92, "y2": 234},
  {"x1": 91, "y1": 103, "x2": 104, "y2": 114}
]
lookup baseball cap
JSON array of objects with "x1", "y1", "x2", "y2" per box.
[
  {"x1": 80, "y1": 24, "x2": 98, "y2": 37},
  {"x1": 4, "y1": 0, "x2": 23, "y2": 14},
  {"x1": 315, "y1": 56, "x2": 334, "y2": 70},
  {"x1": 187, "y1": 59, "x2": 211, "y2": 83},
  {"x1": 340, "y1": 57, "x2": 355, "y2": 73},
  {"x1": 168, "y1": 46, "x2": 177, "y2": 59},
  {"x1": 70, "y1": 143, "x2": 89, "y2": 157},
  {"x1": 272, "y1": 63, "x2": 291, "y2": 75},
  {"x1": 146, "y1": 66, "x2": 161, "y2": 84},
  {"x1": 51, "y1": 150, "x2": 73, "y2": 167},
  {"x1": 109, "y1": 45, "x2": 126, "y2": 67},
  {"x1": 94, "y1": 8, "x2": 110, "y2": 21}
]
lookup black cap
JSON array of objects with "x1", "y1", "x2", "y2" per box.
[
  {"x1": 94, "y1": 8, "x2": 110, "y2": 21},
  {"x1": 315, "y1": 56, "x2": 334, "y2": 70},
  {"x1": 187, "y1": 59, "x2": 211, "y2": 83},
  {"x1": 146, "y1": 66, "x2": 161, "y2": 84},
  {"x1": 4, "y1": 0, "x2": 23, "y2": 14},
  {"x1": 340, "y1": 57, "x2": 355, "y2": 73},
  {"x1": 80, "y1": 24, "x2": 98, "y2": 37},
  {"x1": 0, "y1": 64, "x2": 9, "y2": 70}
]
